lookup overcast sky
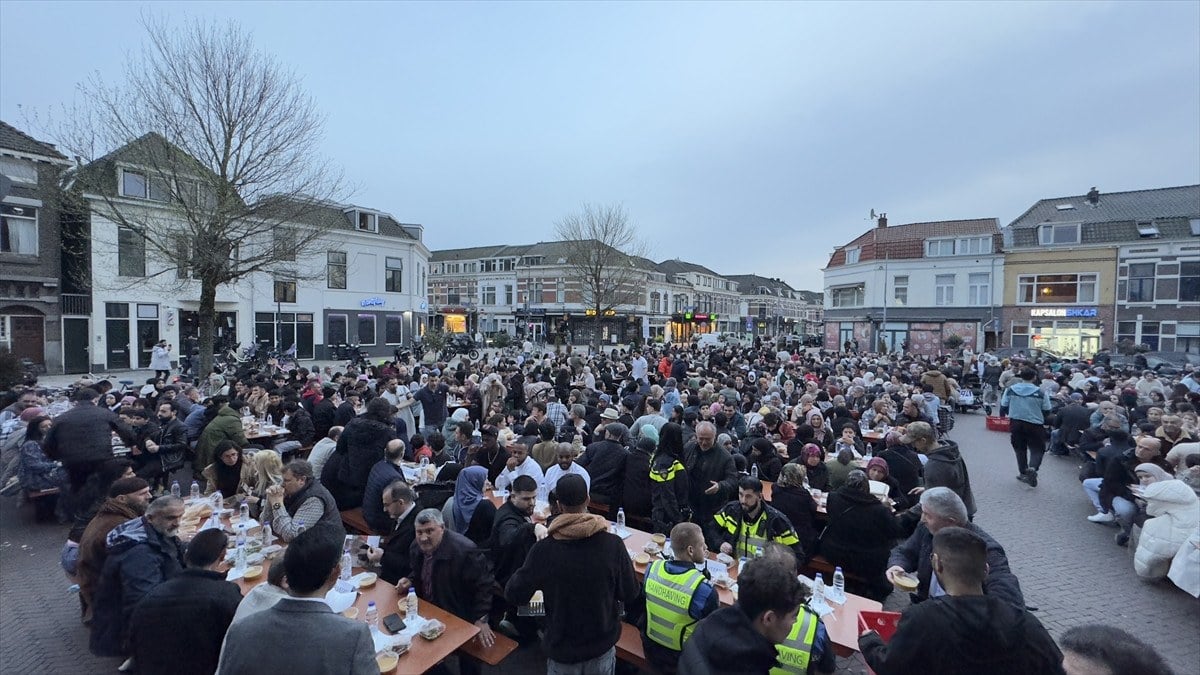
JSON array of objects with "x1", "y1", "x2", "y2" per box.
[{"x1": 3, "y1": 1, "x2": 1197, "y2": 291}]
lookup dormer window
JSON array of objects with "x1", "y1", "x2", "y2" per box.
[
  {"x1": 1038, "y1": 223, "x2": 1080, "y2": 245},
  {"x1": 120, "y1": 169, "x2": 168, "y2": 201},
  {"x1": 355, "y1": 211, "x2": 378, "y2": 232},
  {"x1": 844, "y1": 247, "x2": 861, "y2": 264},
  {"x1": 1136, "y1": 222, "x2": 1160, "y2": 238}
]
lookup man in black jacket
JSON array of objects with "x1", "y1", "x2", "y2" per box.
[
  {"x1": 364, "y1": 480, "x2": 418, "y2": 585},
  {"x1": 506, "y1": 474, "x2": 640, "y2": 673},
  {"x1": 885, "y1": 488, "x2": 1024, "y2": 609},
  {"x1": 398, "y1": 508, "x2": 495, "y2": 675},
  {"x1": 488, "y1": 475, "x2": 542, "y2": 642},
  {"x1": 576, "y1": 422, "x2": 628, "y2": 505},
  {"x1": 684, "y1": 422, "x2": 739, "y2": 550},
  {"x1": 129, "y1": 529, "x2": 242, "y2": 675},
  {"x1": 333, "y1": 392, "x2": 360, "y2": 428},
  {"x1": 44, "y1": 388, "x2": 137, "y2": 498},
  {"x1": 311, "y1": 386, "x2": 337, "y2": 443},
  {"x1": 1050, "y1": 394, "x2": 1092, "y2": 456},
  {"x1": 861, "y1": 527, "x2": 1062, "y2": 674},
  {"x1": 139, "y1": 401, "x2": 189, "y2": 487}
]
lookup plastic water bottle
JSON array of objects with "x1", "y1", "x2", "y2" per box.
[
  {"x1": 750, "y1": 464, "x2": 759, "y2": 479},
  {"x1": 616, "y1": 508, "x2": 626, "y2": 533},
  {"x1": 170, "y1": 480, "x2": 181, "y2": 499},
  {"x1": 261, "y1": 523, "x2": 272, "y2": 546},
  {"x1": 234, "y1": 525, "x2": 247, "y2": 572},
  {"x1": 420, "y1": 455, "x2": 429, "y2": 469},
  {"x1": 239, "y1": 500, "x2": 250, "y2": 524},
  {"x1": 212, "y1": 490, "x2": 223, "y2": 509},
  {"x1": 365, "y1": 601, "x2": 378, "y2": 629},
  {"x1": 189, "y1": 481, "x2": 200, "y2": 501},
  {"x1": 407, "y1": 587, "x2": 418, "y2": 618},
  {"x1": 812, "y1": 575, "x2": 825, "y2": 607},
  {"x1": 340, "y1": 549, "x2": 353, "y2": 581},
  {"x1": 832, "y1": 567, "x2": 846, "y2": 602}
]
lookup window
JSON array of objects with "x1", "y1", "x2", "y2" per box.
[
  {"x1": 893, "y1": 276, "x2": 908, "y2": 307},
  {"x1": 1038, "y1": 223, "x2": 1081, "y2": 245},
  {"x1": 935, "y1": 274, "x2": 955, "y2": 306},
  {"x1": 1127, "y1": 263, "x2": 1155, "y2": 303},
  {"x1": 385, "y1": 315, "x2": 403, "y2": 344},
  {"x1": 482, "y1": 286, "x2": 496, "y2": 305},
  {"x1": 829, "y1": 285, "x2": 864, "y2": 308},
  {"x1": 1191, "y1": 219, "x2": 1200, "y2": 236},
  {"x1": 173, "y1": 234, "x2": 190, "y2": 278},
  {"x1": 968, "y1": 273, "x2": 991, "y2": 306},
  {"x1": 926, "y1": 240, "x2": 955, "y2": 257},
  {"x1": 1017, "y1": 273, "x2": 1098, "y2": 304},
  {"x1": 844, "y1": 247, "x2": 861, "y2": 264},
  {"x1": 118, "y1": 227, "x2": 145, "y2": 276},
  {"x1": 1141, "y1": 322, "x2": 1160, "y2": 350},
  {"x1": 529, "y1": 279, "x2": 544, "y2": 304},
  {"x1": 481, "y1": 259, "x2": 497, "y2": 272},
  {"x1": 119, "y1": 169, "x2": 168, "y2": 201},
  {"x1": 499, "y1": 258, "x2": 515, "y2": 272},
  {"x1": 327, "y1": 251, "x2": 347, "y2": 289},
  {"x1": 356, "y1": 211, "x2": 377, "y2": 232},
  {"x1": 0, "y1": 157, "x2": 37, "y2": 184},
  {"x1": 385, "y1": 257, "x2": 403, "y2": 293},
  {"x1": 505, "y1": 285, "x2": 513, "y2": 306},
  {"x1": 0, "y1": 205, "x2": 37, "y2": 255},
  {"x1": 958, "y1": 236, "x2": 992, "y2": 255},
  {"x1": 327, "y1": 314, "x2": 348, "y2": 345},
  {"x1": 1137, "y1": 222, "x2": 1160, "y2": 238},
  {"x1": 557, "y1": 280, "x2": 566, "y2": 304},
  {"x1": 273, "y1": 227, "x2": 297, "y2": 261},
  {"x1": 273, "y1": 277, "x2": 297, "y2": 303},
  {"x1": 357, "y1": 314, "x2": 376, "y2": 345},
  {"x1": 1181, "y1": 262, "x2": 1200, "y2": 302}
]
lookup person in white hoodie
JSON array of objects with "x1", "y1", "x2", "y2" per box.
[{"x1": 1133, "y1": 479, "x2": 1200, "y2": 580}]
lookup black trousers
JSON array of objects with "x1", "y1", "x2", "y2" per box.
[{"x1": 1009, "y1": 419, "x2": 1046, "y2": 474}]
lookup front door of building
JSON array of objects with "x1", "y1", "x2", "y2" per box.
[
  {"x1": 63, "y1": 318, "x2": 90, "y2": 374},
  {"x1": 106, "y1": 319, "x2": 130, "y2": 370},
  {"x1": 10, "y1": 315, "x2": 45, "y2": 365}
]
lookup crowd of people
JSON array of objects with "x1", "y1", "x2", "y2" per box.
[{"x1": 0, "y1": 335, "x2": 1195, "y2": 674}]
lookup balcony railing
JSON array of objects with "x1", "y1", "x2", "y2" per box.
[{"x1": 61, "y1": 293, "x2": 92, "y2": 316}]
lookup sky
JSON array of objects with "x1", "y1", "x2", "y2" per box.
[{"x1": 2, "y1": 1, "x2": 1198, "y2": 292}]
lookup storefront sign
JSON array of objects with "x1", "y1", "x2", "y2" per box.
[
  {"x1": 1030, "y1": 307, "x2": 1097, "y2": 318},
  {"x1": 584, "y1": 308, "x2": 617, "y2": 316},
  {"x1": 360, "y1": 297, "x2": 385, "y2": 307}
]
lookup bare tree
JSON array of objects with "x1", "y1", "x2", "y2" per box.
[
  {"x1": 42, "y1": 15, "x2": 343, "y2": 376},
  {"x1": 553, "y1": 203, "x2": 649, "y2": 349}
]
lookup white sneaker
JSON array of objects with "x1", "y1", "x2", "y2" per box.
[
  {"x1": 1087, "y1": 512, "x2": 1114, "y2": 523},
  {"x1": 118, "y1": 658, "x2": 135, "y2": 672}
]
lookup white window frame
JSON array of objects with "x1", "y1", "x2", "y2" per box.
[
  {"x1": 0, "y1": 157, "x2": 37, "y2": 185},
  {"x1": 844, "y1": 247, "x2": 861, "y2": 264},
  {"x1": 482, "y1": 286, "x2": 497, "y2": 306},
  {"x1": 327, "y1": 313, "x2": 349, "y2": 345},
  {"x1": 926, "y1": 239, "x2": 956, "y2": 257},
  {"x1": 1038, "y1": 223, "x2": 1081, "y2": 245},
  {"x1": 935, "y1": 274, "x2": 955, "y2": 306},
  {"x1": 968, "y1": 273, "x2": 991, "y2": 306},
  {"x1": 829, "y1": 285, "x2": 864, "y2": 308},
  {"x1": 0, "y1": 204, "x2": 38, "y2": 255},
  {"x1": 385, "y1": 256, "x2": 403, "y2": 293},
  {"x1": 1017, "y1": 273, "x2": 1099, "y2": 305},
  {"x1": 893, "y1": 275, "x2": 908, "y2": 307}
]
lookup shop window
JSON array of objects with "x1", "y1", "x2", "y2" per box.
[
  {"x1": 1180, "y1": 262, "x2": 1200, "y2": 302},
  {"x1": 1141, "y1": 322, "x2": 1160, "y2": 350},
  {"x1": 1127, "y1": 263, "x2": 1155, "y2": 303},
  {"x1": 357, "y1": 314, "x2": 376, "y2": 346},
  {"x1": 328, "y1": 314, "x2": 348, "y2": 345},
  {"x1": 385, "y1": 315, "x2": 403, "y2": 344}
]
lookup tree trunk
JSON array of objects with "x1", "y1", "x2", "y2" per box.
[{"x1": 197, "y1": 278, "x2": 218, "y2": 379}]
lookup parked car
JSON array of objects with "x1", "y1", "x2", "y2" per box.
[
  {"x1": 989, "y1": 347, "x2": 1062, "y2": 363},
  {"x1": 1142, "y1": 351, "x2": 1200, "y2": 375}
]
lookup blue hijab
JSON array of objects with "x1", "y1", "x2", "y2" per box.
[{"x1": 453, "y1": 465, "x2": 488, "y2": 533}]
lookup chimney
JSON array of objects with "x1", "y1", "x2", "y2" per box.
[{"x1": 876, "y1": 213, "x2": 888, "y2": 228}]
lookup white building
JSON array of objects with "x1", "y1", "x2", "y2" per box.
[
  {"x1": 822, "y1": 215, "x2": 1004, "y2": 356},
  {"x1": 74, "y1": 135, "x2": 428, "y2": 371}
]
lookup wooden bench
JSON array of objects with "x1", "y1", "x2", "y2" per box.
[
  {"x1": 458, "y1": 628, "x2": 518, "y2": 666},
  {"x1": 25, "y1": 487, "x2": 61, "y2": 522},
  {"x1": 339, "y1": 508, "x2": 372, "y2": 535},
  {"x1": 616, "y1": 622, "x2": 648, "y2": 671}
]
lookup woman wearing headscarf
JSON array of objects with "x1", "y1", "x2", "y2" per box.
[
  {"x1": 649, "y1": 422, "x2": 690, "y2": 535},
  {"x1": 769, "y1": 463, "x2": 818, "y2": 559},
  {"x1": 444, "y1": 465, "x2": 496, "y2": 547},
  {"x1": 817, "y1": 469, "x2": 900, "y2": 600},
  {"x1": 866, "y1": 457, "x2": 908, "y2": 510},
  {"x1": 18, "y1": 415, "x2": 66, "y2": 493},
  {"x1": 1134, "y1": 477, "x2": 1200, "y2": 580},
  {"x1": 794, "y1": 443, "x2": 830, "y2": 491}
]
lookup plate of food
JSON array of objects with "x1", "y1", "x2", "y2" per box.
[
  {"x1": 642, "y1": 542, "x2": 661, "y2": 556},
  {"x1": 633, "y1": 552, "x2": 652, "y2": 566},
  {"x1": 715, "y1": 552, "x2": 735, "y2": 566},
  {"x1": 357, "y1": 572, "x2": 378, "y2": 589}
]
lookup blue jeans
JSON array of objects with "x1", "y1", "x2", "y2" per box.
[
  {"x1": 1112, "y1": 496, "x2": 1139, "y2": 535},
  {"x1": 547, "y1": 647, "x2": 616, "y2": 675}
]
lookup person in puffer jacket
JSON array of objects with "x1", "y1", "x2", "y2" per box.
[
  {"x1": 1000, "y1": 368, "x2": 1051, "y2": 488},
  {"x1": 1134, "y1": 479, "x2": 1200, "y2": 580}
]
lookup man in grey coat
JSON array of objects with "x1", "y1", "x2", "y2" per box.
[{"x1": 217, "y1": 527, "x2": 376, "y2": 675}]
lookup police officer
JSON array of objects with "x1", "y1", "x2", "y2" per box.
[
  {"x1": 761, "y1": 543, "x2": 837, "y2": 675},
  {"x1": 641, "y1": 522, "x2": 719, "y2": 674},
  {"x1": 715, "y1": 476, "x2": 804, "y2": 560}
]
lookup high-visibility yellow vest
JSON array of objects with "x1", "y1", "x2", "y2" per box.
[
  {"x1": 643, "y1": 559, "x2": 705, "y2": 651},
  {"x1": 714, "y1": 509, "x2": 770, "y2": 557},
  {"x1": 769, "y1": 606, "x2": 820, "y2": 675},
  {"x1": 650, "y1": 459, "x2": 684, "y2": 482}
]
